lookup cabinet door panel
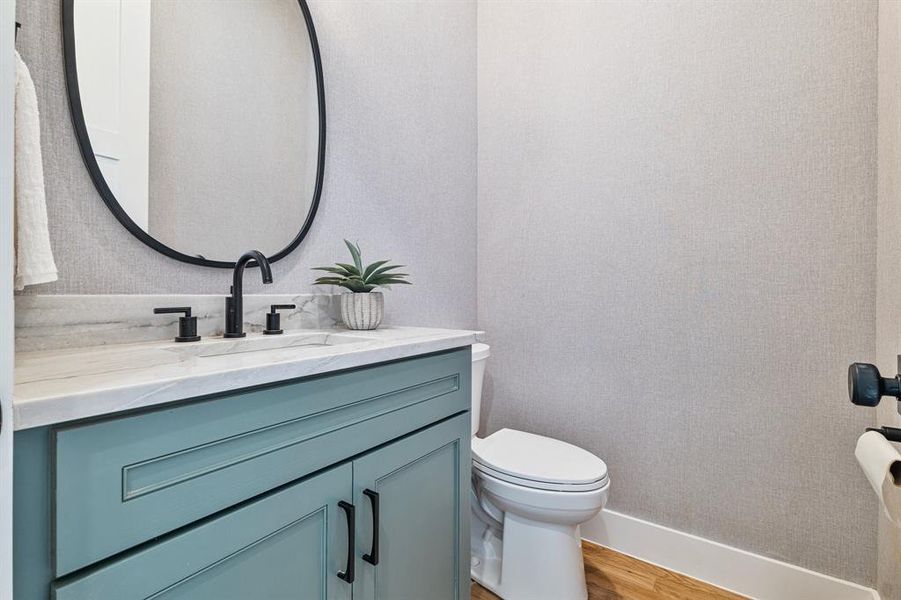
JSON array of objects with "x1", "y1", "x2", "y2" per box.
[
  {"x1": 53, "y1": 464, "x2": 353, "y2": 600},
  {"x1": 151, "y1": 512, "x2": 326, "y2": 600},
  {"x1": 354, "y1": 414, "x2": 471, "y2": 600}
]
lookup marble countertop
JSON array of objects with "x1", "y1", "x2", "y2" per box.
[{"x1": 13, "y1": 326, "x2": 482, "y2": 430}]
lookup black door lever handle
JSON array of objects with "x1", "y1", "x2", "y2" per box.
[{"x1": 848, "y1": 363, "x2": 901, "y2": 407}]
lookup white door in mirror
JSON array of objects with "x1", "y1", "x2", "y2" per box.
[{"x1": 74, "y1": 0, "x2": 151, "y2": 229}]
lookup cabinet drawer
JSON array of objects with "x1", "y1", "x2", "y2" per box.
[
  {"x1": 53, "y1": 463, "x2": 353, "y2": 600},
  {"x1": 53, "y1": 348, "x2": 470, "y2": 575}
]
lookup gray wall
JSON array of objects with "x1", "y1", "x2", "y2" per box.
[
  {"x1": 877, "y1": 1, "x2": 901, "y2": 597},
  {"x1": 148, "y1": 0, "x2": 317, "y2": 261},
  {"x1": 14, "y1": 0, "x2": 478, "y2": 329},
  {"x1": 477, "y1": 0, "x2": 877, "y2": 585}
]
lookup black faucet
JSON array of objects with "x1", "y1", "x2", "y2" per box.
[{"x1": 224, "y1": 250, "x2": 273, "y2": 338}]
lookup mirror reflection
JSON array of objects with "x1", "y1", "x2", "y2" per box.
[{"x1": 70, "y1": 0, "x2": 322, "y2": 263}]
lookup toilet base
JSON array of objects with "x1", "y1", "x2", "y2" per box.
[{"x1": 471, "y1": 512, "x2": 588, "y2": 600}]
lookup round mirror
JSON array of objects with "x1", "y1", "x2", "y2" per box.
[{"x1": 62, "y1": 0, "x2": 325, "y2": 267}]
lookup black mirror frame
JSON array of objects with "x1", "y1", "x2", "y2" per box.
[{"x1": 61, "y1": 0, "x2": 326, "y2": 268}]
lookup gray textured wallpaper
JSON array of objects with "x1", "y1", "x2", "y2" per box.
[
  {"x1": 478, "y1": 0, "x2": 878, "y2": 586},
  {"x1": 877, "y1": 1, "x2": 901, "y2": 597},
  {"x1": 13, "y1": 0, "x2": 478, "y2": 330}
]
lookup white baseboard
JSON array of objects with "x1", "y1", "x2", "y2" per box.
[{"x1": 581, "y1": 510, "x2": 879, "y2": 600}]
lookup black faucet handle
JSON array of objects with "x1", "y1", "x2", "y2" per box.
[
  {"x1": 264, "y1": 304, "x2": 297, "y2": 335},
  {"x1": 153, "y1": 306, "x2": 192, "y2": 317},
  {"x1": 153, "y1": 306, "x2": 201, "y2": 343},
  {"x1": 270, "y1": 304, "x2": 297, "y2": 312}
]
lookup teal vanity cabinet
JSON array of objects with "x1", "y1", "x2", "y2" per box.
[{"x1": 14, "y1": 348, "x2": 472, "y2": 600}]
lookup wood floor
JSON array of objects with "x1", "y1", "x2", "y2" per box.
[{"x1": 471, "y1": 541, "x2": 746, "y2": 600}]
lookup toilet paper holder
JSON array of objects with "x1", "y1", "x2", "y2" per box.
[
  {"x1": 867, "y1": 426, "x2": 901, "y2": 443},
  {"x1": 848, "y1": 363, "x2": 901, "y2": 415}
]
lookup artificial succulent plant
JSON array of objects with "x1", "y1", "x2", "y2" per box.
[{"x1": 312, "y1": 240, "x2": 411, "y2": 293}]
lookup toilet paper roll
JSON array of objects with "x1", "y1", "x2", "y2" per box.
[{"x1": 855, "y1": 430, "x2": 901, "y2": 524}]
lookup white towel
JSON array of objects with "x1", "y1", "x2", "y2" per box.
[{"x1": 14, "y1": 50, "x2": 57, "y2": 291}]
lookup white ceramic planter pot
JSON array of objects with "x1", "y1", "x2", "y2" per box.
[{"x1": 340, "y1": 292, "x2": 384, "y2": 330}]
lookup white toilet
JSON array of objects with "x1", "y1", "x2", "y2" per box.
[{"x1": 469, "y1": 344, "x2": 609, "y2": 600}]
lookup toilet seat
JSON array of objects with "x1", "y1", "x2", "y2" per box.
[
  {"x1": 472, "y1": 461, "x2": 608, "y2": 492},
  {"x1": 472, "y1": 428, "x2": 609, "y2": 492}
]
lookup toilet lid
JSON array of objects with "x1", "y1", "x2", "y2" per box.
[{"x1": 471, "y1": 428, "x2": 608, "y2": 487}]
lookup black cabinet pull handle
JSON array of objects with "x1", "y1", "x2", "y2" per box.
[
  {"x1": 362, "y1": 489, "x2": 379, "y2": 566},
  {"x1": 337, "y1": 501, "x2": 355, "y2": 583}
]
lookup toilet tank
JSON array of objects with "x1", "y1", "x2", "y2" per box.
[{"x1": 471, "y1": 344, "x2": 490, "y2": 437}]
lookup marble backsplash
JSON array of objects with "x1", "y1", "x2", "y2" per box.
[{"x1": 15, "y1": 294, "x2": 342, "y2": 353}]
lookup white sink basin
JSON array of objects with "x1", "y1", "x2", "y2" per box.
[{"x1": 164, "y1": 331, "x2": 373, "y2": 359}]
